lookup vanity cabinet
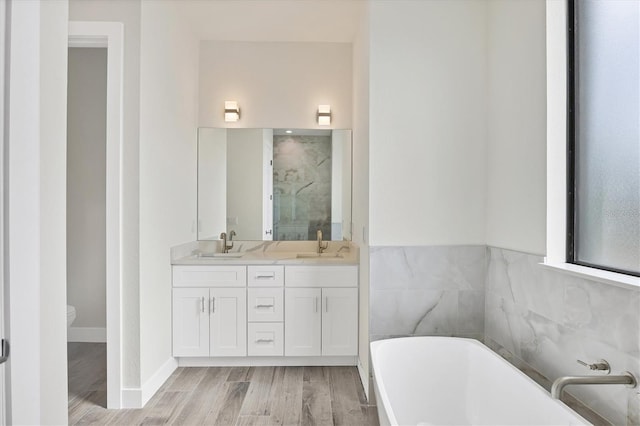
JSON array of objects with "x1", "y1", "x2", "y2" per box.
[
  {"x1": 172, "y1": 287, "x2": 247, "y2": 357},
  {"x1": 284, "y1": 266, "x2": 358, "y2": 357},
  {"x1": 172, "y1": 263, "x2": 357, "y2": 362}
]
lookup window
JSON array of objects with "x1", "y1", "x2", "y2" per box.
[{"x1": 567, "y1": 0, "x2": 640, "y2": 277}]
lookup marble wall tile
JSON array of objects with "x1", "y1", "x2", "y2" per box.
[
  {"x1": 486, "y1": 246, "x2": 640, "y2": 426},
  {"x1": 369, "y1": 245, "x2": 486, "y2": 340},
  {"x1": 273, "y1": 135, "x2": 332, "y2": 240}
]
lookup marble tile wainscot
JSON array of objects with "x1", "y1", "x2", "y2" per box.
[
  {"x1": 485, "y1": 246, "x2": 640, "y2": 426},
  {"x1": 369, "y1": 245, "x2": 487, "y2": 341}
]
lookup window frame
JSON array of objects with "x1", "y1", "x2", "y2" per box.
[{"x1": 565, "y1": 0, "x2": 640, "y2": 278}]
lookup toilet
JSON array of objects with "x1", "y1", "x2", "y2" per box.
[{"x1": 67, "y1": 305, "x2": 76, "y2": 327}]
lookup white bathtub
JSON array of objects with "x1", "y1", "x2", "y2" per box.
[{"x1": 370, "y1": 337, "x2": 590, "y2": 426}]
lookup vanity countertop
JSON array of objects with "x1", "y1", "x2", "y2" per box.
[{"x1": 171, "y1": 250, "x2": 358, "y2": 266}]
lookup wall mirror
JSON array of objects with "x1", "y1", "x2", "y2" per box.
[{"x1": 198, "y1": 128, "x2": 352, "y2": 241}]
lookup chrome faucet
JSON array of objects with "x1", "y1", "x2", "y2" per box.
[
  {"x1": 551, "y1": 360, "x2": 636, "y2": 399},
  {"x1": 220, "y1": 232, "x2": 234, "y2": 253},
  {"x1": 317, "y1": 229, "x2": 328, "y2": 254},
  {"x1": 229, "y1": 230, "x2": 237, "y2": 241}
]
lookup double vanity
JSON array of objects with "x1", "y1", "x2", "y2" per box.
[{"x1": 170, "y1": 242, "x2": 359, "y2": 366}]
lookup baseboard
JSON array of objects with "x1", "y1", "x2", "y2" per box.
[
  {"x1": 120, "y1": 357, "x2": 178, "y2": 408},
  {"x1": 177, "y1": 356, "x2": 357, "y2": 367},
  {"x1": 121, "y1": 388, "x2": 142, "y2": 409},
  {"x1": 357, "y1": 358, "x2": 370, "y2": 402},
  {"x1": 67, "y1": 327, "x2": 106, "y2": 343},
  {"x1": 141, "y1": 357, "x2": 178, "y2": 407}
]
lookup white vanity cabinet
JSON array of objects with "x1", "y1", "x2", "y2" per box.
[
  {"x1": 172, "y1": 262, "x2": 358, "y2": 363},
  {"x1": 284, "y1": 266, "x2": 358, "y2": 357},
  {"x1": 172, "y1": 266, "x2": 247, "y2": 357}
]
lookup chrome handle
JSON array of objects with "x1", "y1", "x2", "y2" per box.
[
  {"x1": 201, "y1": 297, "x2": 205, "y2": 313},
  {"x1": 255, "y1": 339, "x2": 274, "y2": 343},
  {"x1": 577, "y1": 359, "x2": 610, "y2": 373},
  {"x1": 314, "y1": 297, "x2": 318, "y2": 313},
  {"x1": 325, "y1": 296, "x2": 328, "y2": 312},
  {"x1": 0, "y1": 339, "x2": 9, "y2": 364},
  {"x1": 211, "y1": 297, "x2": 215, "y2": 313},
  {"x1": 255, "y1": 273, "x2": 275, "y2": 279},
  {"x1": 255, "y1": 304, "x2": 274, "y2": 309}
]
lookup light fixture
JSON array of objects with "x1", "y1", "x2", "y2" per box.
[
  {"x1": 285, "y1": 130, "x2": 293, "y2": 134},
  {"x1": 224, "y1": 101, "x2": 240, "y2": 122},
  {"x1": 317, "y1": 105, "x2": 331, "y2": 126}
]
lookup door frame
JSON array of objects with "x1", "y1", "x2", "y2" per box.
[{"x1": 68, "y1": 21, "x2": 124, "y2": 409}]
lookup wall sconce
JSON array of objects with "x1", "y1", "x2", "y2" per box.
[
  {"x1": 224, "y1": 101, "x2": 240, "y2": 122},
  {"x1": 317, "y1": 105, "x2": 331, "y2": 126}
]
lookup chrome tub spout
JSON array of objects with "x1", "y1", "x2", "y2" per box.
[{"x1": 551, "y1": 372, "x2": 637, "y2": 399}]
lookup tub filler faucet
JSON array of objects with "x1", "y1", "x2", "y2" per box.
[{"x1": 551, "y1": 359, "x2": 637, "y2": 399}]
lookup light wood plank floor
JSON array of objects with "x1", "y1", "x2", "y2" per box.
[{"x1": 68, "y1": 343, "x2": 378, "y2": 425}]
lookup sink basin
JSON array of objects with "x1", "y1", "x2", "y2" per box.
[
  {"x1": 197, "y1": 253, "x2": 244, "y2": 259},
  {"x1": 296, "y1": 252, "x2": 344, "y2": 259}
]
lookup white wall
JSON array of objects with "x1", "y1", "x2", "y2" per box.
[
  {"x1": 139, "y1": 1, "x2": 199, "y2": 386},
  {"x1": 227, "y1": 129, "x2": 264, "y2": 239},
  {"x1": 485, "y1": 0, "x2": 547, "y2": 255},
  {"x1": 67, "y1": 48, "x2": 107, "y2": 333},
  {"x1": 198, "y1": 41, "x2": 352, "y2": 129},
  {"x1": 351, "y1": 3, "x2": 371, "y2": 398},
  {"x1": 368, "y1": 0, "x2": 488, "y2": 246},
  {"x1": 69, "y1": 0, "x2": 142, "y2": 388},
  {"x1": 7, "y1": 0, "x2": 69, "y2": 423}
]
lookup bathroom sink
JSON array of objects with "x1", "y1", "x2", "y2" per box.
[
  {"x1": 197, "y1": 252, "x2": 244, "y2": 259},
  {"x1": 296, "y1": 252, "x2": 344, "y2": 259}
]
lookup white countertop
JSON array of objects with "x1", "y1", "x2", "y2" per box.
[{"x1": 172, "y1": 250, "x2": 358, "y2": 266}]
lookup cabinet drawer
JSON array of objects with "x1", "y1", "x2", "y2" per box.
[
  {"x1": 247, "y1": 323, "x2": 283, "y2": 356},
  {"x1": 173, "y1": 265, "x2": 246, "y2": 287},
  {"x1": 247, "y1": 288, "x2": 283, "y2": 322},
  {"x1": 285, "y1": 266, "x2": 358, "y2": 288},
  {"x1": 247, "y1": 265, "x2": 284, "y2": 287}
]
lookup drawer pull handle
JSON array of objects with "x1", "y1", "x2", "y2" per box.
[
  {"x1": 255, "y1": 273, "x2": 275, "y2": 279},
  {"x1": 255, "y1": 304, "x2": 274, "y2": 309},
  {"x1": 325, "y1": 296, "x2": 329, "y2": 312},
  {"x1": 201, "y1": 297, "x2": 205, "y2": 313},
  {"x1": 315, "y1": 297, "x2": 318, "y2": 313},
  {"x1": 211, "y1": 297, "x2": 215, "y2": 313},
  {"x1": 255, "y1": 339, "x2": 274, "y2": 343}
]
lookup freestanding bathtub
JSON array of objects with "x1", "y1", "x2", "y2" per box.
[{"x1": 370, "y1": 337, "x2": 590, "y2": 426}]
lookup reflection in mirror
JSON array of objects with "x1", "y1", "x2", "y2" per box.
[{"x1": 198, "y1": 128, "x2": 352, "y2": 241}]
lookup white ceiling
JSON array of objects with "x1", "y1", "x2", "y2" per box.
[{"x1": 177, "y1": 0, "x2": 366, "y2": 43}]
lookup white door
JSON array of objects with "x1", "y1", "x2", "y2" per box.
[
  {"x1": 262, "y1": 129, "x2": 273, "y2": 240},
  {"x1": 172, "y1": 288, "x2": 209, "y2": 357},
  {"x1": 284, "y1": 288, "x2": 321, "y2": 356},
  {"x1": 321, "y1": 288, "x2": 358, "y2": 356},
  {"x1": 210, "y1": 288, "x2": 246, "y2": 357}
]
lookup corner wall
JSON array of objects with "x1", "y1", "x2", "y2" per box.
[
  {"x1": 139, "y1": 0, "x2": 199, "y2": 388},
  {"x1": 352, "y1": 2, "x2": 371, "y2": 398},
  {"x1": 368, "y1": 0, "x2": 488, "y2": 247}
]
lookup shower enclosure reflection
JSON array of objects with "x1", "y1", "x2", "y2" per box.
[{"x1": 197, "y1": 128, "x2": 352, "y2": 241}]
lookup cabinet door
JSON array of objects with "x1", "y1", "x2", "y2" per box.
[
  {"x1": 321, "y1": 288, "x2": 358, "y2": 356},
  {"x1": 172, "y1": 288, "x2": 209, "y2": 357},
  {"x1": 210, "y1": 288, "x2": 247, "y2": 357},
  {"x1": 284, "y1": 288, "x2": 321, "y2": 356}
]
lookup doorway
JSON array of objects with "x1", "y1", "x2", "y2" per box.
[
  {"x1": 68, "y1": 21, "x2": 123, "y2": 409},
  {"x1": 66, "y1": 45, "x2": 108, "y2": 410}
]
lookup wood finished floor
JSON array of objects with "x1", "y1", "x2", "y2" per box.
[{"x1": 68, "y1": 343, "x2": 378, "y2": 425}]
